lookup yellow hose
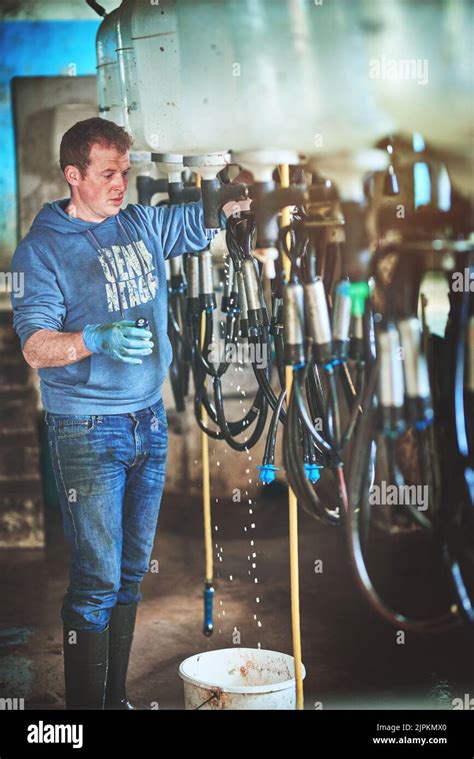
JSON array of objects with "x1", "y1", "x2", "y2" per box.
[{"x1": 279, "y1": 163, "x2": 304, "y2": 710}]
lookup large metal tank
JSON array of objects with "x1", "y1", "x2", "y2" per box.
[
  {"x1": 102, "y1": 0, "x2": 472, "y2": 195},
  {"x1": 116, "y1": 0, "x2": 149, "y2": 149},
  {"x1": 130, "y1": 0, "x2": 185, "y2": 153},
  {"x1": 96, "y1": 7, "x2": 124, "y2": 126},
  {"x1": 130, "y1": 0, "x2": 391, "y2": 156}
]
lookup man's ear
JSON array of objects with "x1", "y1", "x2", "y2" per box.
[{"x1": 64, "y1": 165, "x2": 81, "y2": 187}]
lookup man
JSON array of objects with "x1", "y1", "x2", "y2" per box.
[{"x1": 9, "y1": 117, "x2": 219, "y2": 710}]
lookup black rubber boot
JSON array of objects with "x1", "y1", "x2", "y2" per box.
[
  {"x1": 63, "y1": 625, "x2": 109, "y2": 710},
  {"x1": 104, "y1": 602, "x2": 138, "y2": 710}
]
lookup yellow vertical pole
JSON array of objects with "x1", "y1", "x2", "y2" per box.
[
  {"x1": 279, "y1": 163, "x2": 304, "y2": 710},
  {"x1": 196, "y1": 173, "x2": 213, "y2": 588},
  {"x1": 201, "y1": 361, "x2": 213, "y2": 585}
]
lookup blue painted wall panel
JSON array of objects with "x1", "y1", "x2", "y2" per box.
[{"x1": 0, "y1": 20, "x2": 100, "y2": 261}]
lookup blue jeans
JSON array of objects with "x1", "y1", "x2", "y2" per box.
[{"x1": 45, "y1": 399, "x2": 168, "y2": 632}]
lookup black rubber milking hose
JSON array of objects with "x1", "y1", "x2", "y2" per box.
[
  {"x1": 326, "y1": 368, "x2": 342, "y2": 450},
  {"x1": 293, "y1": 370, "x2": 333, "y2": 458},
  {"x1": 263, "y1": 387, "x2": 287, "y2": 464},
  {"x1": 213, "y1": 378, "x2": 268, "y2": 451},
  {"x1": 253, "y1": 364, "x2": 287, "y2": 423},
  {"x1": 85, "y1": 0, "x2": 106, "y2": 17},
  {"x1": 274, "y1": 331, "x2": 286, "y2": 390},
  {"x1": 341, "y1": 363, "x2": 366, "y2": 448},
  {"x1": 346, "y1": 361, "x2": 460, "y2": 632},
  {"x1": 385, "y1": 436, "x2": 434, "y2": 533},
  {"x1": 283, "y1": 383, "x2": 340, "y2": 525},
  {"x1": 191, "y1": 328, "x2": 264, "y2": 437}
]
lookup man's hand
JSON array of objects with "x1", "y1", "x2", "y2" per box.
[{"x1": 82, "y1": 320, "x2": 154, "y2": 365}]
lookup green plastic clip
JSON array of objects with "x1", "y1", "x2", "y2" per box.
[{"x1": 348, "y1": 282, "x2": 370, "y2": 317}]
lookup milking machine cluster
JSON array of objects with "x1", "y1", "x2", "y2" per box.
[
  {"x1": 161, "y1": 145, "x2": 474, "y2": 634},
  {"x1": 92, "y1": 0, "x2": 474, "y2": 655}
]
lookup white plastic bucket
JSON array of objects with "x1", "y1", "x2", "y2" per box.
[{"x1": 179, "y1": 648, "x2": 306, "y2": 710}]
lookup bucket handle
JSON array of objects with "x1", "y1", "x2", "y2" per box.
[{"x1": 194, "y1": 690, "x2": 219, "y2": 710}]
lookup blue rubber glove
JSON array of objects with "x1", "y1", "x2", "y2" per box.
[{"x1": 82, "y1": 320, "x2": 154, "y2": 365}]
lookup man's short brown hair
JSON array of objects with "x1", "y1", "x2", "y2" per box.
[{"x1": 59, "y1": 117, "x2": 133, "y2": 176}]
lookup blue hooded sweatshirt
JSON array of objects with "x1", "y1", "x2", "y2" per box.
[{"x1": 10, "y1": 199, "x2": 216, "y2": 415}]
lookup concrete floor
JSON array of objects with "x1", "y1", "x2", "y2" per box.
[{"x1": 0, "y1": 481, "x2": 473, "y2": 711}]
